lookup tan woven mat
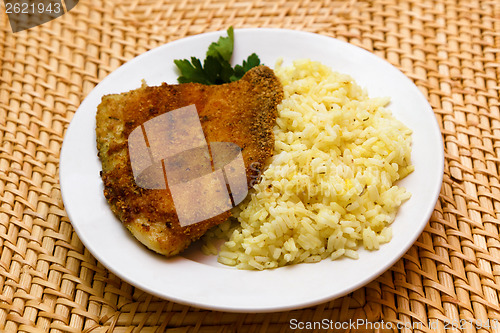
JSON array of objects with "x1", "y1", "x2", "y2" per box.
[{"x1": 1, "y1": 0, "x2": 500, "y2": 331}]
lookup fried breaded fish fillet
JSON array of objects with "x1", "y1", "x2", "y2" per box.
[{"x1": 96, "y1": 65, "x2": 283, "y2": 256}]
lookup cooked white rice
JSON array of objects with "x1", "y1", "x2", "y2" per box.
[{"x1": 202, "y1": 59, "x2": 414, "y2": 270}]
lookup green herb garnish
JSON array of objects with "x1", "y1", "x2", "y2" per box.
[{"x1": 174, "y1": 27, "x2": 261, "y2": 85}]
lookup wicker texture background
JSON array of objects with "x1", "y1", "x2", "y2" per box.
[{"x1": 0, "y1": 0, "x2": 499, "y2": 332}]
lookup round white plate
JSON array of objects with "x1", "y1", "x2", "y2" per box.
[{"x1": 59, "y1": 28, "x2": 444, "y2": 312}]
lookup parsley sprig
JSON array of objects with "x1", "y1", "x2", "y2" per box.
[{"x1": 174, "y1": 27, "x2": 261, "y2": 85}]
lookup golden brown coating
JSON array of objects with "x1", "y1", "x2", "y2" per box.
[{"x1": 96, "y1": 65, "x2": 283, "y2": 256}]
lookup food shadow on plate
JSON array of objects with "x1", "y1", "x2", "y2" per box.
[{"x1": 179, "y1": 238, "x2": 229, "y2": 268}]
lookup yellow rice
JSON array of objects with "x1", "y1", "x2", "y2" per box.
[{"x1": 202, "y1": 59, "x2": 414, "y2": 270}]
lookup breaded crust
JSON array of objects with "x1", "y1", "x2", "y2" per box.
[{"x1": 96, "y1": 65, "x2": 283, "y2": 256}]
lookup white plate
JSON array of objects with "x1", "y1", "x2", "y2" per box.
[{"x1": 59, "y1": 28, "x2": 444, "y2": 312}]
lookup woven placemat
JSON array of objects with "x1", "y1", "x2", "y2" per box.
[{"x1": 1, "y1": 0, "x2": 499, "y2": 332}]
